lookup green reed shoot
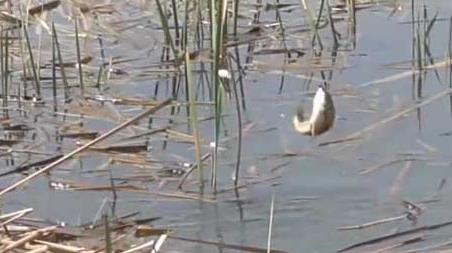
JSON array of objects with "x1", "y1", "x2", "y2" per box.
[
  {"x1": 210, "y1": 0, "x2": 229, "y2": 190},
  {"x1": 184, "y1": 0, "x2": 204, "y2": 190},
  {"x1": 185, "y1": 51, "x2": 204, "y2": 190}
]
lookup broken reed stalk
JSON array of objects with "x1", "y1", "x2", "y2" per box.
[
  {"x1": 337, "y1": 214, "x2": 407, "y2": 230},
  {"x1": 0, "y1": 98, "x2": 172, "y2": 197},
  {"x1": 267, "y1": 194, "x2": 275, "y2": 253},
  {"x1": 103, "y1": 214, "x2": 112, "y2": 253},
  {"x1": 177, "y1": 153, "x2": 211, "y2": 189}
]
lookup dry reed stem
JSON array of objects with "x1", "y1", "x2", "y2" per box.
[
  {"x1": 0, "y1": 208, "x2": 33, "y2": 227},
  {"x1": 152, "y1": 234, "x2": 168, "y2": 253},
  {"x1": 399, "y1": 238, "x2": 452, "y2": 253},
  {"x1": 3, "y1": 226, "x2": 56, "y2": 251},
  {"x1": 0, "y1": 208, "x2": 33, "y2": 221},
  {"x1": 360, "y1": 158, "x2": 422, "y2": 175},
  {"x1": 177, "y1": 153, "x2": 211, "y2": 189},
  {"x1": 24, "y1": 244, "x2": 48, "y2": 253},
  {"x1": 130, "y1": 188, "x2": 216, "y2": 203},
  {"x1": 361, "y1": 58, "x2": 452, "y2": 87},
  {"x1": 337, "y1": 219, "x2": 452, "y2": 252},
  {"x1": 389, "y1": 161, "x2": 413, "y2": 199},
  {"x1": 368, "y1": 236, "x2": 424, "y2": 253},
  {"x1": 0, "y1": 99, "x2": 172, "y2": 197},
  {"x1": 34, "y1": 239, "x2": 93, "y2": 253},
  {"x1": 169, "y1": 235, "x2": 289, "y2": 253},
  {"x1": 337, "y1": 214, "x2": 407, "y2": 230},
  {"x1": 122, "y1": 239, "x2": 155, "y2": 253}
]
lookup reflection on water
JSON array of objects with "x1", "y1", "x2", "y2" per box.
[{"x1": 2, "y1": 0, "x2": 452, "y2": 252}]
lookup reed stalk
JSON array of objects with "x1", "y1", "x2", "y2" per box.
[
  {"x1": 156, "y1": 0, "x2": 178, "y2": 58},
  {"x1": 75, "y1": 16, "x2": 84, "y2": 96},
  {"x1": 52, "y1": 22, "x2": 69, "y2": 102},
  {"x1": 24, "y1": 26, "x2": 41, "y2": 99}
]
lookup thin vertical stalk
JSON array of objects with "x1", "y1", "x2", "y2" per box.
[
  {"x1": 75, "y1": 16, "x2": 84, "y2": 96},
  {"x1": 185, "y1": 0, "x2": 203, "y2": 190},
  {"x1": 103, "y1": 214, "x2": 112, "y2": 253},
  {"x1": 155, "y1": 0, "x2": 178, "y2": 58},
  {"x1": 266, "y1": 194, "x2": 275, "y2": 253},
  {"x1": 24, "y1": 26, "x2": 41, "y2": 99},
  {"x1": 347, "y1": 0, "x2": 356, "y2": 27},
  {"x1": 326, "y1": 0, "x2": 338, "y2": 48},
  {"x1": 4, "y1": 29, "x2": 9, "y2": 114},
  {"x1": 96, "y1": 34, "x2": 105, "y2": 89},
  {"x1": 229, "y1": 57, "x2": 242, "y2": 186},
  {"x1": 233, "y1": 0, "x2": 239, "y2": 36},
  {"x1": 1, "y1": 27, "x2": 4, "y2": 109},
  {"x1": 185, "y1": 52, "x2": 203, "y2": 189},
  {"x1": 235, "y1": 47, "x2": 246, "y2": 110},
  {"x1": 170, "y1": 0, "x2": 180, "y2": 47},
  {"x1": 449, "y1": 17, "x2": 452, "y2": 115},
  {"x1": 51, "y1": 24, "x2": 57, "y2": 112},
  {"x1": 411, "y1": 0, "x2": 416, "y2": 100},
  {"x1": 211, "y1": 0, "x2": 228, "y2": 192},
  {"x1": 18, "y1": 17, "x2": 27, "y2": 102},
  {"x1": 52, "y1": 22, "x2": 69, "y2": 102}
]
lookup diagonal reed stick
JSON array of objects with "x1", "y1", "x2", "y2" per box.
[
  {"x1": 0, "y1": 98, "x2": 172, "y2": 197},
  {"x1": 319, "y1": 88, "x2": 452, "y2": 147}
]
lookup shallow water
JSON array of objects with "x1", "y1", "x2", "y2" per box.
[{"x1": 3, "y1": 0, "x2": 452, "y2": 252}]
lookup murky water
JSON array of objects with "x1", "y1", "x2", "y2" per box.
[{"x1": 3, "y1": 0, "x2": 452, "y2": 252}]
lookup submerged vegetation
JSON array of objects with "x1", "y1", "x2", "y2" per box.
[{"x1": 0, "y1": 0, "x2": 452, "y2": 252}]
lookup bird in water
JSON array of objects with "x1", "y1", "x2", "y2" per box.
[{"x1": 293, "y1": 86, "x2": 335, "y2": 136}]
